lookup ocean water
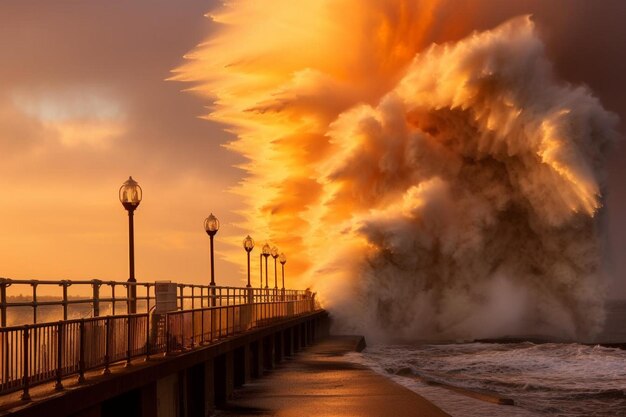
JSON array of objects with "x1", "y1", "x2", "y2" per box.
[{"x1": 347, "y1": 301, "x2": 626, "y2": 416}]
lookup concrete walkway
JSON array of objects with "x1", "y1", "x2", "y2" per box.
[{"x1": 217, "y1": 335, "x2": 451, "y2": 417}]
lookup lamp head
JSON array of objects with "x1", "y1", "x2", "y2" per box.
[
  {"x1": 204, "y1": 213, "x2": 219, "y2": 236},
  {"x1": 243, "y1": 235, "x2": 255, "y2": 252},
  {"x1": 119, "y1": 176, "x2": 142, "y2": 211},
  {"x1": 262, "y1": 243, "x2": 271, "y2": 258}
]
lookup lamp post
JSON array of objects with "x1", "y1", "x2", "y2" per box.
[
  {"x1": 243, "y1": 236, "x2": 255, "y2": 287},
  {"x1": 262, "y1": 243, "x2": 270, "y2": 300},
  {"x1": 204, "y1": 213, "x2": 219, "y2": 306},
  {"x1": 259, "y1": 252, "x2": 263, "y2": 288},
  {"x1": 243, "y1": 235, "x2": 255, "y2": 304},
  {"x1": 271, "y1": 247, "x2": 279, "y2": 301},
  {"x1": 119, "y1": 176, "x2": 142, "y2": 314},
  {"x1": 279, "y1": 252, "x2": 286, "y2": 300}
]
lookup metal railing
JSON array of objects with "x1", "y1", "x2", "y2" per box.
[
  {"x1": 165, "y1": 299, "x2": 314, "y2": 352},
  {"x1": 0, "y1": 278, "x2": 309, "y2": 326},
  {"x1": 0, "y1": 296, "x2": 316, "y2": 399}
]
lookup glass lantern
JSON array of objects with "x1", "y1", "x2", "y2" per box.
[
  {"x1": 119, "y1": 176, "x2": 142, "y2": 211},
  {"x1": 262, "y1": 243, "x2": 271, "y2": 258},
  {"x1": 204, "y1": 213, "x2": 220, "y2": 236},
  {"x1": 243, "y1": 235, "x2": 255, "y2": 252}
]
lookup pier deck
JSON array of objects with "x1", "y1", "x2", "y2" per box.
[{"x1": 218, "y1": 335, "x2": 450, "y2": 417}]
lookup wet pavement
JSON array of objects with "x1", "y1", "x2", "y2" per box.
[{"x1": 217, "y1": 335, "x2": 450, "y2": 417}]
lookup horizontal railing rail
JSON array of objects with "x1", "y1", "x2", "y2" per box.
[
  {"x1": 0, "y1": 296, "x2": 317, "y2": 400},
  {"x1": 0, "y1": 278, "x2": 309, "y2": 327},
  {"x1": 165, "y1": 299, "x2": 314, "y2": 352}
]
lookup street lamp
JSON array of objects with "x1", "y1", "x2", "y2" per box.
[
  {"x1": 259, "y1": 252, "x2": 263, "y2": 288},
  {"x1": 279, "y1": 252, "x2": 287, "y2": 296},
  {"x1": 261, "y1": 243, "x2": 271, "y2": 290},
  {"x1": 204, "y1": 213, "x2": 219, "y2": 306},
  {"x1": 119, "y1": 176, "x2": 142, "y2": 314},
  {"x1": 243, "y1": 235, "x2": 255, "y2": 288},
  {"x1": 243, "y1": 235, "x2": 255, "y2": 304},
  {"x1": 271, "y1": 246, "x2": 279, "y2": 292}
]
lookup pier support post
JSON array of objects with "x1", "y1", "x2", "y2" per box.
[
  {"x1": 301, "y1": 322, "x2": 307, "y2": 347},
  {"x1": 234, "y1": 345, "x2": 251, "y2": 387},
  {"x1": 274, "y1": 331, "x2": 283, "y2": 363},
  {"x1": 225, "y1": 351, "x2": 234, "y2": 400},
  {"x1": 204, "y1": 360, "x2": 215, "y2": 414},
  {"x1": 284, "y1": 328, "x2": 294, "y2": 357},
  {"x1": 185, "y1": 364, "x2": 207, "y2": 417},
  {"x1": 262, "y1": 335, "x2": 275, "y2": 370},
  {"x1": 214, "y1": 352, "x2": 234, "y2": 405},
  {"x1": 251, "y1": 340, "x2": 263, "y2": 378},
  {"x1": 139, "y1": 382, "x2": 157, "y2": 417},
  {"x1": 243, "y1": 343, "x2": 253, "y2": 383},
  {"x1": 293, "y1": 325, "x2": 300, "y2": 352},
  {"x1": 306, "y1": 321, "x2": 315, "y2": 346},
  {"x1": 156, "y1": 373, "x2": 179, "y2": 417}
]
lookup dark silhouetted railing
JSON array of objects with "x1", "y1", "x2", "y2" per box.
[
  {"x1": 0, "y1": 278, "x2": 309, "y2": 326},
  {"x1": 0, "y1": 284, "x2": 316, "y2": 400}
]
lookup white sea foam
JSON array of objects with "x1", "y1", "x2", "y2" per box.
[{"x1": 348, "y1": 342, "x2": 626, "y2": 416}]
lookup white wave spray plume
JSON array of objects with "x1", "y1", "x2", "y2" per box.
[{"x1": 173, "y1": 1, "x2": 619, "y2": 342}]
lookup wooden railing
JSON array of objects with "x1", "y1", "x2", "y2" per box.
[{"x1": 0, "y1": 295, "x2": 316, "y2": 400}]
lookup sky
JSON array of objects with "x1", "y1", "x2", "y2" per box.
[
  {"x1": 0, "y1": 0, "x2": 246, "y2": 290},
  {"x1": 0, "y1": 0, "x2": 625, "y2": 296}
]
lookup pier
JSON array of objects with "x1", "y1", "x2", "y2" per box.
[
  {"x1": 0, "y1": 278, "x2": 326, "y2": 416},
  {"x1": 0, "y1": 278, "x2": 451, "y2": 417}
]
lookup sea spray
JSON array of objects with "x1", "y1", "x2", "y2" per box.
[{"x1": 173, "y1": 1, "x2": 619, "y2": 341}]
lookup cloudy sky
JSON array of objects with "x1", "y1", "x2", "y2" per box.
[
  {"x1": 0, "y1": 0, "x2": 245, "y2": 288},
  {"x1": 0, "y1": 0, "x2": 625, "y2": 295}
]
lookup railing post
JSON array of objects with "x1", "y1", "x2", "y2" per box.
[
  {"x1": 103, "y1": 316, "x2": 111, "y2": 375},
  {"x1": 111, "y1": 283, "x2": 116, "y2": 315},
  {"x1": 145, "y1": 283, "x2": 151, "y2": 313},
  {"x1": 210, "y1": 285, "x2": 216, "y2": 308},
  {"x1": 227, "y1": 305, "x2": 230, "y2": 336},
  {"x1": 165, "y1": 314, "x2": 171, "y2": 356},
  {"x1": 60, "y1": 281, "x2": 69, "y2": 321},
  {"x1": 145, "y1": 314, "x2": 151, "y2": 361},
  {"x1": 31, "y1": 282, "x2": 38, "y2": 324},
  {"x1": 21, "y1": 326, "x2": 31, "y2": 401},
  {"x1": 55, "y1": 321, "x2": 64, "y2": 390},
  {"x1": 2, "y1": 331, "x2": 7, "y2": 390},
  {"x1": 125, "y1": 316, "x2": 132, "y2": 367},
  {"x1": 0, "y1": 279, "x2": 7, "y2": 327},
  {"x1": 0, "y1": 281, "x2": 7, "y2": 388},
  {"x1": 127, "y1": 281, "x2": 137, "y2": 315},
  {"x1": 92, "y1": 280, "x2": 101, "y2": 317},
  {"x1": 210, "y1": 308, "x2": 215, "y2": 342},
  {"x1": 77, "y1": 320, "x2": 85, "y2": 383},
  {"x1": 201, "y1": 306, "x2": 205, "y2": 345},
  {"x1": 219, "y1": 305, "x2": 222, "y2": 338},
  {"x1": 191, "y1": 309, "x2": 195, "y2": 348}
]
